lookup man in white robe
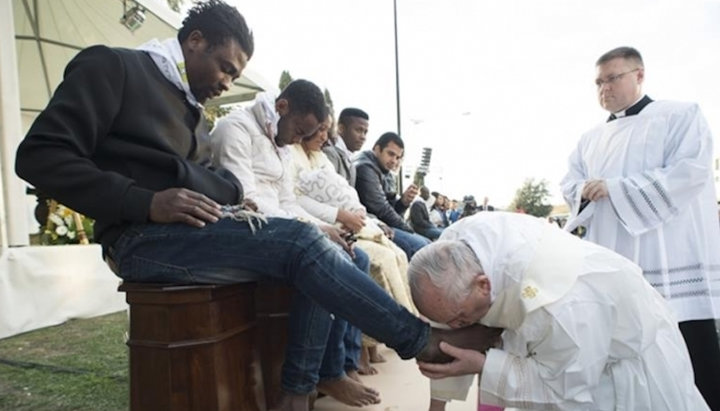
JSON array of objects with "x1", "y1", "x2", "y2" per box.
[
  {"x1": 560, "y1": 46, "x2": 720, "y2": 409},
  {"x1": 409, "y1": 212, "x2": 709, "y2": 411}
]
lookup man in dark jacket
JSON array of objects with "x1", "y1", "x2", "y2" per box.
[
  {"x1": 355, "y1": 132, "x2": 430, "y2": 258},
  {"x1": 409, "y1": 186, "x2": 443, "y2": 241},
  {"x1": 13, "y1": 1, "x2": 496, "y2": 409}
]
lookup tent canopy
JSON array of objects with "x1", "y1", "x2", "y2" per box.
[{"x1": 14, "y1": 0, "x2": 266, "y2": 119}]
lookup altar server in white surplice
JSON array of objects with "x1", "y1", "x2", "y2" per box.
[
  {"x1": 409, "y1": 212, "x2": 709, "y2": 411},
  {"x1": 560, "y1": 46, "x2": 720, "y2": 410}
]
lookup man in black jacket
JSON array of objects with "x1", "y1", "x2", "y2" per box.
[
  {"x1": 409, "y1": 186, "x2": 443, "y2": 241},
  {"x1": 355, "y1": 132, "x2": 430, "y2": 258},
  {"x1": 14, "y1": 1, "x2": 494, "y2": 409}
]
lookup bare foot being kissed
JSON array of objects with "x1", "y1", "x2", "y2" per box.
[
  {"x1": 416, "y1": 324, "x2": 503, "y2": 363},
  {"x1": 317, "y1": 375, "x2": 381, "y2": 406}
]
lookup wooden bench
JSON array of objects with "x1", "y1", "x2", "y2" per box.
[{"x1": 119, "y1": 282, "x2": 291, "y2": 411}]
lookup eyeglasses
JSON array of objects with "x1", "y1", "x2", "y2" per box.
[{"x1": 595, "y1": 68, "x2": 640, "y2": 88}]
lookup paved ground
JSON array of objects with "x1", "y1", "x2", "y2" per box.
[{"x1": 313, "y1": 345, "x2": 478, "y2": 411}]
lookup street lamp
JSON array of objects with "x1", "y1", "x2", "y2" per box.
[{"x1": 393, "y1": 0, "x2": 404, "y2": 192}]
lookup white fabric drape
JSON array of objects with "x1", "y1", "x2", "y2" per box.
[{"x1": 0, "y1": 245, "x2": 126, "y2": 339}]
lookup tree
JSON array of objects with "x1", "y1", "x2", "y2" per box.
[
  {"x1": 323, "y1": 88, "x2": 334, "y2": 111},
  {"x1": 278, "y1": 70, "x2": 293, "y2": 91},
  {"x1": 509, "y1": 178, "x2": 553, "y2": 217},
  {"x1": 166, "y1": 0, "x2": 184, "y2": 12},
  {"x1": 204, "y1": 105, "x2": 231, "y2": 130}
]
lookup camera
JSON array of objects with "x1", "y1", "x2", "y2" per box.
[{"x1": 342, "y1": 231, "x2": 357, "y2": 245}]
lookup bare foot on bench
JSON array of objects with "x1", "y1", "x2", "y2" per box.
[
  {"x1": 358, "y1": 347, "x2": 378, "y2": 375},
  {"x1": 368, "y1": 345, "x2": 386, "y2": 363},
  {"x1": 270, "y1": 391, "x2": 311, "y2": 411},
  {"x1": 317, "y1": 375, "x2": 381, "y2": 406},
  {"x1": 416, "y1": 324, "x2": 503, "y2": 363}
]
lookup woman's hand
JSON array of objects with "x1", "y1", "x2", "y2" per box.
[
  {"x1": 337, "y1": 209, "x2": 365, "y2": 233},
  {"x1": 319, "y1": 224, "x2": 356, "y2": 258}
]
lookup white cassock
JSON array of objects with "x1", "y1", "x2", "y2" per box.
[
  {"x1": 560, "y1": 99, "x2": 720, "y2": 323},
  {"x1": 429, "y1": 213, "x2": 708, "y2": 410}
]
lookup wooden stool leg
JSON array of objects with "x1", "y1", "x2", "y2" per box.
[{"x1": 254, "y1": 284, "x2": 293, "y2": 410}]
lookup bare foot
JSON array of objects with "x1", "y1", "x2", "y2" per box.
[
  {"x1": 269, "y1": 391, "x2": 311, "y2": 411},
  {"x1": 317, "y1": 375, "x2": 381, "y2": 406},
  {"x1": 368, "y1": 346, "x2": 386, "y2": 363},
  {"x1": 345, "y1": 368, "x2": 362, "y2": 383},
  {"x1": 358, "y1": 346, "x2": 378, "y2": 375},
  {"x1": 417, "y1": 324, "x2": 503, "y2": 363}
]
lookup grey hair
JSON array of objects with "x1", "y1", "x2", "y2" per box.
[
  {"x1": 596, "y1": 46, "x2": 644, "y2": 68},
  {"x1": 408, "y1": 240, "x2": 483, "y2": 304}
]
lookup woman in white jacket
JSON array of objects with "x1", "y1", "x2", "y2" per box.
[{"x1": 287, "y1": 115, "x2": 418, "y2": 370}]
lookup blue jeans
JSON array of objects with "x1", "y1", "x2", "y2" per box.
[
  {"x1": 418, "y1": 226, "x2": 443, "y2": 241},
  {"x1": 108, "y1": 217, "x2": 428, "y2": 394},
  {"x1": 318, "y1": 320, "x2": 362, "y2": 380},
  {"x1": 318, "y1": 248, "x2": 368, "y2": 380},
  {"x1": 343, "y1": 325, "x2": 362, "y2": 371},
  {"x1": 391, "y1": 228, "x2": 431, "y2": 259}
]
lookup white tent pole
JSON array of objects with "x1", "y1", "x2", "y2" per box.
[{"x1": 0, "y1": 0, "x2": 30, "y2": 248}]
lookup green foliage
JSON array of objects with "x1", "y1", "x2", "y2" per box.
[
  {"x1": 166, "y1": 0, "x2": 184, "y2": 12},
  {"x1": 204, "y1": 105, "x2": 232, "y2": 130},
  {"x1": 323, "y1": 88, "x2": 334, "y2": 110},
  {"x1": 278, "y1": 70, "x2": 293, "y2": 91},
  {"x1": 509, "y1": 178, "x2": 553, "y2": 217}
]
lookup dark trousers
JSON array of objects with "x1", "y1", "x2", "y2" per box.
[{"x1": 679, "y1": 319, "x2": 720, "y2": 410}]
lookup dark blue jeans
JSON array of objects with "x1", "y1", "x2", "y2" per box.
[
  {"x1": 343, "y1": 325, "x2": 362, "y2": 371},
  {"x1": 391, "y1": 228, "x2": 431, "y2": 259},
  {"x1": 418, "y1": 226, "x2": 443, "y2": 241},
  {"x1": 108, "y1": 217, "x2": 428, "y2": 394},
  {"x1": 318, "y1": 248, "x2": 368, "y2": 381}
]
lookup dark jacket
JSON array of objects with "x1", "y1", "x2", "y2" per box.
[
  {"x1": 15, "y1": 45, "x2": 243, "y2": 251},
  {"x1": 409, "y1": 200, "x2": 435, "y2": 233},
  {"x1": 354, "y1": 150, "x2": 412, "y2": 232}
]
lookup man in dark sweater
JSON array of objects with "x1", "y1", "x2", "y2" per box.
[
  {"x1": 355, "y1": 132, "x2": 430, "y2": 258},
  {"x1": 14, "y1": 1, "x2": 494, "y2": 410}
]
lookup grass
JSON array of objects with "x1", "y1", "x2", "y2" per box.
[{"x1": 0, "y1": 311, "x2": 129, "y2": 410}]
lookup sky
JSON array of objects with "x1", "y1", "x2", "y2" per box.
[{"x1": 220, "y1": 0, "x2": 720, "y2": 208}]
